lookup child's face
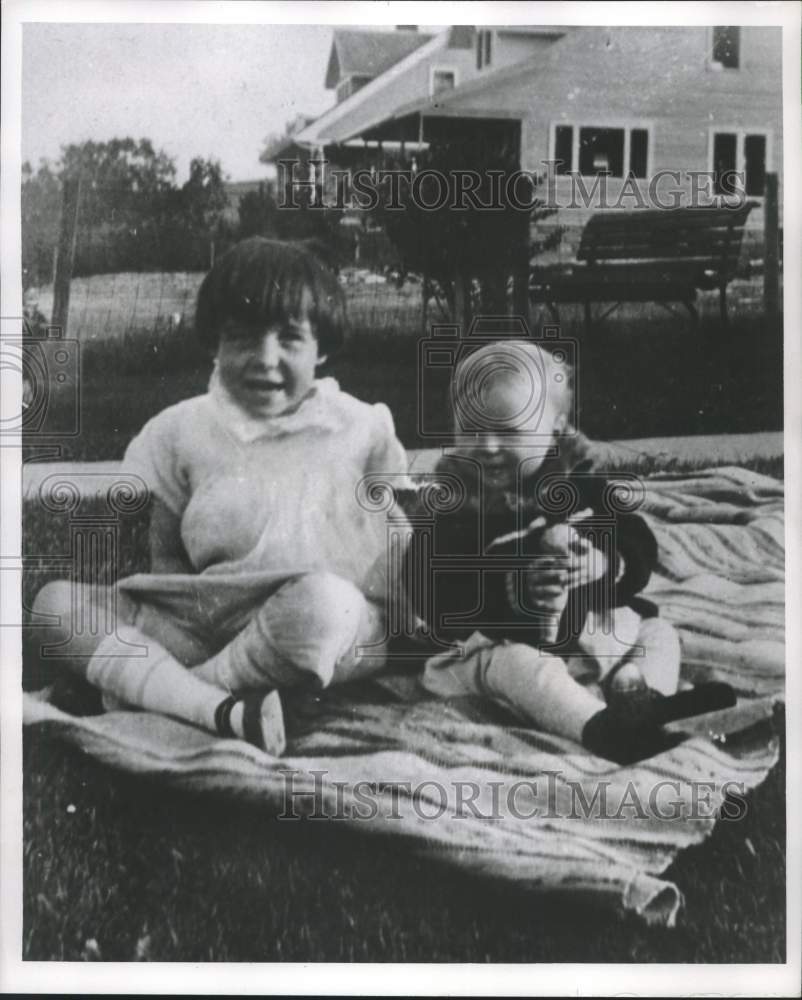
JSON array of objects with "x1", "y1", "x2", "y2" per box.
[
  {"x1": 455, "y1": 372, "x2": 565, "y2": 492},
  {"x1": 216, "y1": 309, "x2": 326, "y2": 418}
]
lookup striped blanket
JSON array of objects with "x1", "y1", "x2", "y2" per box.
[{"x1": 23, "y1": 466, "x2": 784, "y2": 926}]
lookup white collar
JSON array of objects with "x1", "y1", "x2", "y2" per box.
[{"x1": 208, "y1": 368, "x2": 346, "y2": 443}]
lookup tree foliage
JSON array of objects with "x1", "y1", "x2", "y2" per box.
[
  {"x1": 21, "y1": 139, "x2": 235, "y2": 284},
  {"x1": 22, "y1": 160, "x2": 62, "y2": 288},
  {"x1": 374, "y1": 133, "x2": 563, "y2": 317}
]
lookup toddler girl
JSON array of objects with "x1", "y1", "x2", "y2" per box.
[
  {"x1": 34, "y1": 238, "x2": 408, "y2": 754},
  {"x1": 405, "y1": 339, "x2": 734, "y2": 764}
]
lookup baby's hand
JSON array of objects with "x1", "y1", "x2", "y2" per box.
[
  {"x1": 514, "y1": 562, "x2": 569, "y2": 613},
  {"x1": 511, "y1": 528, "x2": 608, "y2": 611},
  {"x1": 564, "y1": 533, "x2": 608, "y2": 589}
]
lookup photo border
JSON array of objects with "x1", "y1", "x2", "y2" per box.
[{"x1": 2, "y1": 1, "x2": 800, "y2": 994}]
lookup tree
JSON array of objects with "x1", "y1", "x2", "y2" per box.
[
  {"x1": 21, "y1": 160, "x2": 62, "y2": 288},
  {"x1": 375, "y1": 136, "x2": 563, "y2": 322},
  {"x1": 21, "y1": 139, "x2": 240, "y2": 277},
  {"x1": 54, "y1": 137, "x2": 179, "y2": 274},
  {"x1": 58, "y1": 137, "x2": 176, "y2": 229},
  {"x1": 180, "y1": 157, "x2": 229, "y2": 233},
  {"x1": 168, "y1": 157, "x2": 232, "y2": 269},
  {"x1": 258, "y1": 113, "x2": 316, "y2": 166},
  {"x1": 237, "y1": 184, "x2": 279, "y2": 239}
]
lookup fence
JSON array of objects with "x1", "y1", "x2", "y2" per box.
[{"x1": 29, "y1": 169, "x2": 781, "y2": 346}]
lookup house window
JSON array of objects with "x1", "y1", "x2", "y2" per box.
[
  {"x1": 712, "y1": 132, "x2": 738, "y2": 194},
  {"x1": 476, "y1": 30, "x2": 492, "y2": 70},
  {"x1": 579, "y1": 127, "x2": 625, "y2": 177},
  {"x1": 712, "y1": 26, "x2": 740, "y2": 68},
  {"x1": 552, "y1": 123, "x2": 651, "y2": 178},
  {"x1": 744, "y1": 134, "x2": 767, "y2": 196},
  {"x1": 431, "y1": 69, "x2": 456, "y2": 97},
  {"x1": 554, "y1": 125, "x2": 573, "y2": 174},
  {"x1": 629, "y1": 128, "x2": 649, "y2": 179},
  {"x1": 712, "y1": 129, "x2": 768, "y2": 195}
]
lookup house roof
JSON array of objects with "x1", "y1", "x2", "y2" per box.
[
  {"x1": 326, "y1": 35, "x2": 573, "y2": 145},
  {"x1": 324, "y1": 28, "x2": 431, "y2": 88},
  {"x1": 296, "y1": 25, "x2": 575, "y2": 150},
  {"x1": 295, "y1": 29, "x2": 448, "y2": 148},
  {"x1": 328, "y1": 28, "x2": 591, "y2": 144}
]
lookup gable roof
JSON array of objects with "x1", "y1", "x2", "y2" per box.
[
  {"x1": 296, "y1": 29, "x2": 448, "y2": 148},
  {"x1": 323, "y1": 30, "x2": 581, "y2": 145},
  {"x1": 324, "y1": 28, "x2": 431, "y2": 88}
]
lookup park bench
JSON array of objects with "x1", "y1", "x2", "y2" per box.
[{"x1": 529, "y1": 202, "x2": 757, "y2": 329}]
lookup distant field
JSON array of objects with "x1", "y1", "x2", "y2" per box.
[
  {"x1": 30, "y1": 271, "x2": 424, "y2": 342},
  {"x1": 31, "y1": 272, "x2": 203, "y2": 342}
]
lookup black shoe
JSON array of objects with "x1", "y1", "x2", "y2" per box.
[
  {"x1": 606, "y1": 681, "x2": 737, "y2": 729},
  {"x1": 581, "y1": 707, "x2": 685, "y2": 765},
  {"x1": 214, "y1": 690, "x2": 286, "y2": 756},
  {"x1": 651, "y1": 682, "x2": 737, "y2": 724}
]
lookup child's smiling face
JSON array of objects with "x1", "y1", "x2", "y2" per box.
[
  {"x1": 455, "y1": 369, "x2": 566, "y2": 493},
  {"x1": 216, "y1": 299, "x2": 326, "y2": 419}
]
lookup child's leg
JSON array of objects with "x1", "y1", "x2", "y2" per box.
[
  {"x1": 423, "y1": 640, "x2": 604, "y2": 742},
  {"x1": 630, "y1": 617, "x2": 681, "y2": 695},
  {"x1": 422, "y1": 637, "x2": 686, "y2": 763},
  {"x1": 191, "y1": 572, "x2": 386, "y2": 693},
  {"x1": 31, "y1": 579, "x2": 128, "y2": 674},
  {"x1": 31, "y1": 580, "x2": 284, "y2": 752},
  {"x1": 600, "y1": 616, "x2": 682, "y2": 697},
  {"x1": 86, "y1": 625, "x2": 284, "y2": 753}
]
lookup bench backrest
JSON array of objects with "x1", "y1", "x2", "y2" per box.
[{"x1": 577, "y1": 203, "x2": 757, "y2": 277}]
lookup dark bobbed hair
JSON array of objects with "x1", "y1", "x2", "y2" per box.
[{"x1": 194, "y1": 237, "x2": 346, "y2": 357}]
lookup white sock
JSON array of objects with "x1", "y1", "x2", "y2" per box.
[{"x1": 87, "y1": 624, "x2": 225, "y2": 733}]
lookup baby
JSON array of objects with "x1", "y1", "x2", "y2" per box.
[{"x1": 405, "y1": 339, "x2": 734, "y2": 764}]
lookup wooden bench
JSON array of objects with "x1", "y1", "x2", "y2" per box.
[{"x1": 529, "y1": 202, "x2": 757, "y2": 329}]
